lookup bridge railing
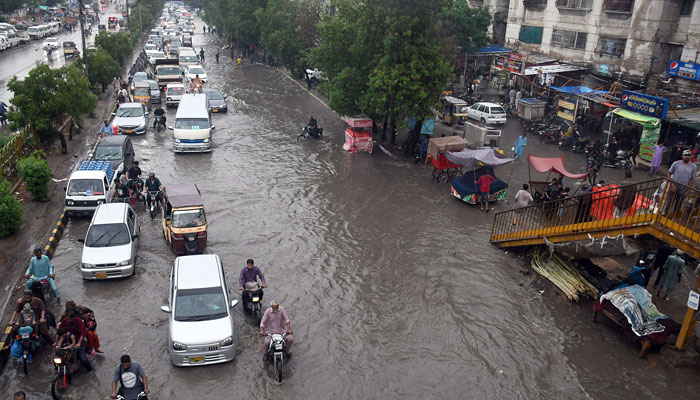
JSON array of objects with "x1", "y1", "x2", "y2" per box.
[{"x1": 490, "y1": 178, "x2": 700, "y2": 249}]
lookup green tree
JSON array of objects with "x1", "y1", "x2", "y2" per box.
[
  {"x1": 86, "y1": 47, "x2": 121, "y2": 92},
  {"x1": 95, "y1": 32, "x2": 133, "y2": 67},
  {"x1": 0, "y1": 176, "x2": 23, "y2": 237},
  {"x1": 0, "y1": 0, "x2": 23, "y2": 13},
  {"x1": 7, "y1": 64, "x2": 97, "y2": 142},
  {"x1": 444, "y1": 0, "x2": 492, "y2": 53},
  {"x1": 255, "y1": 0, "x2": 305, "y2": 72},
  {"x1": 18, "y1": 152, "x2": 52, "y2": 202}
]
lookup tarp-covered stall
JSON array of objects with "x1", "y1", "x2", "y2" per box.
[{"x1": 447, "y1": 148, "x2": 514, "y2": 204}]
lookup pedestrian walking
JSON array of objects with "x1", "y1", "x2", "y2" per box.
[
  {"x1": 512, "y1": 183, "x2": 533, "y2": 225},
  {"x1": 515, "y1": 89, "x2": 522, "y2": 110},
  {"x1": 476, "y1": 172, "x2": 495, "y2": 212},
  {"x1": 215, "y1": 48, "x2": 220, "y2": 63},
  {"x1": 665, "y1": 149, "x2": 697, "y2": 215},
  {"x1": 651, "y1": 245, "x2": 674, "y2": 288},
  {"x1": 650, "y1": 141, "x2": 665, "y2": 176},
  {"x1": 111, "y1": 354, "x2": 150, "y2": 400},
  {"x1": 202, "y1": 26, "x2": 206, "y2": 34},
  {"x1": 656, "y1": 250, "x2": 685, "y2": 301},
  {"x1": 199, "y1": 47, "x2": 205, "y2": 63},
  {"x1": 513, "y1": 132, "x2": 527, "y2": 161}
]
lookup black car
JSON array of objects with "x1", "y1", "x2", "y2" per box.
[
  {"x1": 91, "y1": 135, "x2": 135, "y2": 176},
  {"x1": 202, "y1": 88, "x2": 227, "y2": 113}
]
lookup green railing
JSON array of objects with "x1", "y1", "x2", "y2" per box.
[{"x1": 0, "y1": 127, "x2": 38, "y2": 184}]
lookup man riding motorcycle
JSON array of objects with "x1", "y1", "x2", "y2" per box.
[
  {"x1": 259, "y1": 300, "x2": 293, "y2": 359},
  {"x1": 9, "y1": 290, "x2": 54, "y2": 345},
  {"x1": 112, "y1": 176, "x2": 132, "y2": 202},
  {"x1": 152, "y1": 105, "x2": 166, "y2": 129},
  {"x1": 144, "y1": 172, "x2": 163, "y2": 205},
  {"x1": 126, "y1": 161, "x2": 144, "y2": 204},
  {"x1": 24, "y1": 248, "x2": 60, "y2": 302},
  {"x1": 239, "y1": 259, "x2": 267, "y2": 314}
]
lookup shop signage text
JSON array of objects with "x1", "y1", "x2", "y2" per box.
[
  {"x1": 620, "y1": 90, "x2": 669, "y2": 119},
  {"x1": 668, "y1": 60, "x2": 700, "y2": 82},
  {"x1": 494, "y1": 53, "x2": 525, "y2": 74}
]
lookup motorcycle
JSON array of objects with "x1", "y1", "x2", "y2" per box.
[
  {"x1": 147, "y1": 190, "x2": 161, "y2": 219},
  {"x1": 600, "y1": 149, "x2": 625, "y2": 168},
  {"x1": 15, "y1": 325, "x2": 42, "y2": 375},
  {"x1": 266, "y1": 333, "x2": 290, "y2": 383},
  {"x1": 297, "y1": 125, "x2": 323, "y2": 141},
  {"x1": 51, "y1": 347, "x2": 77, "y2": 400},
  {"x1": 539, "y1": 127, "x2": 561, "y2": 144},
  {"x1": 29, "y1": 278, "x2": 53, "y2": 303},
  {"x1": 242, "y1": 287, "x2": 263, "y2": 325},
  {"x1": 129, "y1": 178, "x2": 145, "y2": 206},
  {"x1": 117, "y1": 393, "x2": 148, "y2": 400},
  {"x1": 154, "y1": 115, "x2": 165, "y2": 132}
]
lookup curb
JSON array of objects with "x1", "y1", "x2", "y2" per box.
[{"x1": 44, "y1": 208, "x2": 69, "y2": 259}]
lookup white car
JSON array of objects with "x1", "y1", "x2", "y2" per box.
[
  {"x1": 467, "y1": 102, "x2": 507, "y2": 125},
  {"x1": 144, "y1": 43, "x2": 158, "y2": 57},
  {"x1": 42, "y1": 37, "x2": 59, "y2": 50},
  {"x1": 165, "y1": 82, "x2": 186, "y2": 107},
  {"x1": 305, "y1": 68, "x2": 326, "y2": 81},
  {"x1": 79, "y1": 203, "x2": 140, "y2": 280},
  {"x1": 149, "y1": 51, "x2": 166, "y2": 65},
  {"x1": 185, "y1": 65, "x2": 208, "y2": 83}
]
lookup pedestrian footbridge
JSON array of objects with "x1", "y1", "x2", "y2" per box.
[{"x1": 490, "y1": 178, "x2": 700, "y2": 259}]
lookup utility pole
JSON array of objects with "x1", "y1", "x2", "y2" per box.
[
  {"x1": 138, "y1": 0, "x2": 142, "y2": 42},
  {"x1": 126, "y1": 0, "x2": 130, "y2": 23},
  {"x1": 78, "y1": 0, "x2": 88, "y2": 80}
]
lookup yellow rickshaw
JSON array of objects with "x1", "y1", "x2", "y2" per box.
[
  {"x1": 437, "y1": 96, "x2": 469, "y2": 126},
  {"x1": 132, "y1": 81, "x2": 152, "y2": 109},
  {"x1": 162, "y1": 184, "x2": 207, "y2": 255}
]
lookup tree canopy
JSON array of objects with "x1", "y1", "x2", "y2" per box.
[
  {"x1": 95, "y1": 32, "x2": 133, "y2": 67},
  {"x1": 86, "y1": 47, "x2": 121, "y2": 92},
  {"x1": 7, "y1": 64, "x2": 96, "y2": 142}
]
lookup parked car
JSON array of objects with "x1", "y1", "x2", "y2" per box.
[
  {"x1": 202, "y1": 88, "x2": 227, "y2": 113},
  {"x1": 91, "y1": 135, "x2": 135, "y2": 175},
  {"x1": 161, "y1": 254, "x2": 238, "y2": 366},
  {"x1": 466, "y1": 102, "x2": 507, "y2": 125},
  {"x1": 184, "y1": 65, "x2": 207, "y2": 83},
  {"x1": 79, "y1": 203, "x2": 140, "y2": 280},
  {"x1": 112, "y1": 102, "x2": 149, "y2": 135}
]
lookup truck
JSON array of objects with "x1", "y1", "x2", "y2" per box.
[
  {"x1": 64, "y1": 160, "x2": 116, "y2": 215},
  {"x1": 153, "y1": 58, "x2": 182, "y2": 89}
]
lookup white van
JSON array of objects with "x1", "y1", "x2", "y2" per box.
[
  {"x1": 39, "y1": 24, "x2": 50, "y2": 38},
  {"x1": 171, "y1": 94, "x2": 213, "y2": 153},
  {"x1": 0, "y1": 35, "x2": 7, "y2": 51},
  {"x1": 2, "y1": 30, "x2": 20, "y2": 48},
  {"x1": 48, "y1": 21, "x2": 60, "y2": 34},
  {"x1": 177, "y1": 47, "x2": 198, "y2": 67},
  {"x1": 27, "y1": 25, "x2": 41, "y2": 40}
]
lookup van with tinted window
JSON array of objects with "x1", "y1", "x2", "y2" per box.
[{"x1": 170, "y1": 94, "x2": 213, "y2": 153}]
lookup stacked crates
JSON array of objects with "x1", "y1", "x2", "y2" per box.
[{"x1": 78, "y1": 160, "x2": 115, "y2": 183}]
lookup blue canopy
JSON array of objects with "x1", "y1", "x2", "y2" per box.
[
  {"x1": 475, "y1": 46, "x2": 512, "y2": 54},
  {"x1": 549, "y1": 85, "x2": 608, "y2": 96}
]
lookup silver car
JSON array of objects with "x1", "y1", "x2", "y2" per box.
[
  {"x1": 161, "y1": 255, "x2": 239, "y2": 366},
  {"x1": 79, "y1": 203, "x2": 140, "y2": 280},
  {"x1": 112, "y1": 103, "x2": 149, "y2": 135}
]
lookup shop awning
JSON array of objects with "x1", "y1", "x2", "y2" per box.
[
  {"x1": 666, "y1": 108, "x2": 700, "y2": 131},
  {"x1": 475, "y1": 45, "x2": 512, "y2": 55},
  {"x1": 550, "y1": 85, "x2": 607, "y2": 95},
  {"x1": 612, "y1": 108, "x2": 660, "y2": 126},
  {"x1": 524, "y1": 64, "x2": 587, "y2": 76},
  {"x1": 527, "y1": 156, "x2": 588, "y2": 179}
]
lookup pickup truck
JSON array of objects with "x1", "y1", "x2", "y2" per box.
[
  {"x1": 153, "y1": 58, "x2": 182, "y2": 89},
  {"x1": 65, "y1": 160, "x2": 116, "y2": 215}
]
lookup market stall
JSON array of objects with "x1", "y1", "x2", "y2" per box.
[
  {"x1": 427, "y1": 136, "x2": 467, "y2": 183},
  {"x1": 527, "y1": 155, "x2": 588, "y2": 202}
]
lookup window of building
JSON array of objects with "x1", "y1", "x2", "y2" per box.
[
  {"x1": 680, "y1": 0, "x2": 695, "y2": 16},
  {"x1": 551, "y1": 29, "x2": 587, "y2": 50},
  {"x1": 602, "y1": 0, "x2": 634, "y2": 13},
  {"x1": 519, "y1": 25, "x2": 544, "y2": 44},
  {"x1": 523, "y1": 0, "x2": 548, "y2": 9},
  {"x1": 556, "y1": 0, "x2": 591, "y2": 9},
  {"x1": 597, "y1": 36, "x2": 627, "y2": 57}
]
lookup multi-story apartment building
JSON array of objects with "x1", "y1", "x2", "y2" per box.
[{"x1": 499, "y1": 0, "x2": 700, "y2": 91}]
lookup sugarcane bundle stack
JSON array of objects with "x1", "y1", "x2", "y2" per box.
[{"x1": 530, "y1": 247, "x2": 599, "y2": 301}]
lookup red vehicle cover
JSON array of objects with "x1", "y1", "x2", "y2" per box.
[{"x1": 527, "y1": 155, "x2": 587, "y2": 179}]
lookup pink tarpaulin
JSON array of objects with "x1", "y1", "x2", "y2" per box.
[{"x1": 527, "y1": 155, "x2": 588, "y2": 179}]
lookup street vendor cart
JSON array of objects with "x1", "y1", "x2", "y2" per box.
[
  {"x1": 343, "y1": 116, "x2": 373, "y2": 154},
  {"x1": 527, "y1": 155, "x2": 587, "y2": 202},
  {"x1": 427, "y1": 136, "x2": 467, "y2": 183},
  {"x1": 447, "y1": 148, "x2": 514, "y2": 204}
]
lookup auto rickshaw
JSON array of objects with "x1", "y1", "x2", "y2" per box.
[
  {"x1": 162, "y1": 184, "x2": 207, "y2": 255},
  {"x1": 437, "y1": 96, "x2": 469, "y2": 126},
  {"x1": 131, "y1": 81, "x2": 152, "y2": 109}
]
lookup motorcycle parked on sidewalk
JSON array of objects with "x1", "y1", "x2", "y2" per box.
[
  {"x1": 266, "y1": 333, "x2": 290, "y2": 383},
  {"x1": 539, "y1": 127, "x2": 561, "y2": 144}
]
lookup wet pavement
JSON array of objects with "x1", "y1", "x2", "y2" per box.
[{"x1": 2, "y1": 13, "x2": 700, "y2": 400}]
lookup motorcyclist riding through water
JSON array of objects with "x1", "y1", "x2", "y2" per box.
[
  {"x1": 239, "y1": 259, "x2": 267, "y2": 314},
  {"x1": 24, "y1": 248, "x2": 60, "y2": 302},
  {"x1": 153, "y1": 105, "x2": 166, "y2": 129},
  {"x1": 144, "y1": 172, "x2": 163, "y2": 204}
]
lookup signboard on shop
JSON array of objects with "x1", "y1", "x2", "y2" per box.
[
  {"x1": 493, "y1": 54, "x2": 524, "y2": 74},
  {"x1": 620, "y1": 90, "x2": 669, "y2": 119},
  {"x1": 668, "y1": 60, "x2": 700, "y2": 82}
]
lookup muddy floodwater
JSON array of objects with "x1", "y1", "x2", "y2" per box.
[{"x1": 2, "y1": 18, "x2": 700, "y2": 400}]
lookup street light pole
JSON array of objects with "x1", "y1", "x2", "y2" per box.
[
  {"x1": 78, "y1": 0, "x2": 88, "y2": 80},
  {"x1": 138, "y1": 1, "x2": 142, "y2": 41}
]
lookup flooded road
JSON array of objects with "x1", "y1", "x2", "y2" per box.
[{"x1": 2, "y1": 19, "x2": 699, "y2": 400}]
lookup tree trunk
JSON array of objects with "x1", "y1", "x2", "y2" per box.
[
  {"x1": 389, "y1": 116, "x2": 397, "y2": 145},
  {"x1": 381, "y1": 115, "x2": 388, "y2": 141},
  {"x1": 403, "y1": 118, "x2": 423, "y2": 156},
  {"x1": 371, "y1": 120, "x2": 378, "y2": 137},
  {"x1": 58, "y1": 133, "x2": 68, "y2": 154}
]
